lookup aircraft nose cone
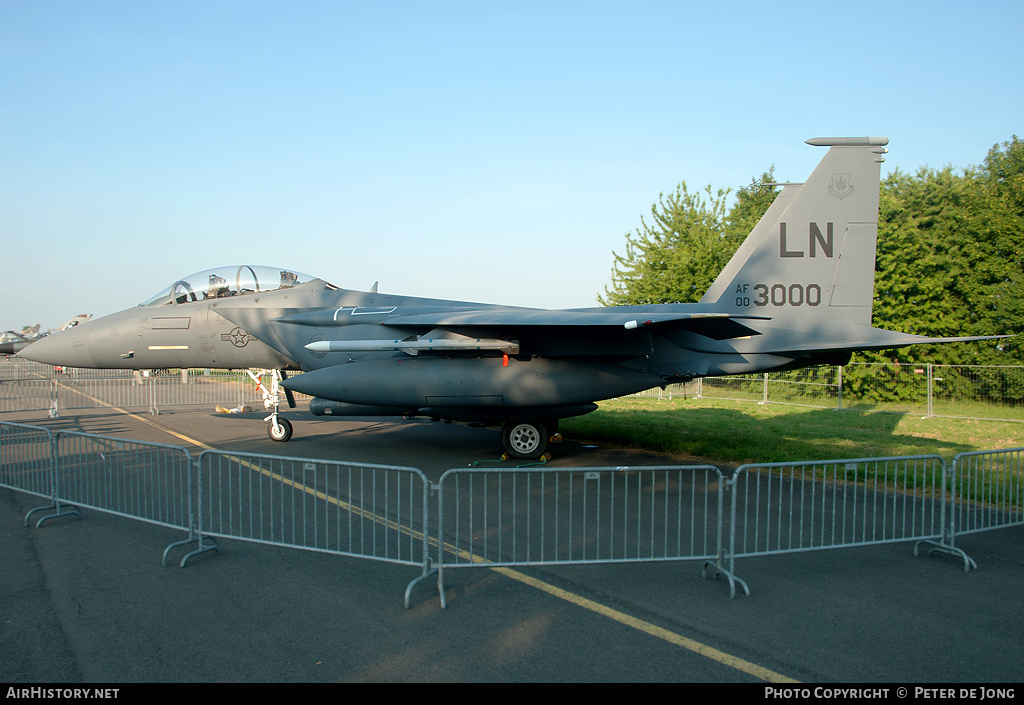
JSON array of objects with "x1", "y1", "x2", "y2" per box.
[{"x1": 16, "y1": 328, "x2": 94, "y2": 367}]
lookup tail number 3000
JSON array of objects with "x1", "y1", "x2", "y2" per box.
[{"x1": 744, "y1": 283, "x2": 822, "y2": 307}]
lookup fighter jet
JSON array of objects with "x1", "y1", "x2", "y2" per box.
[
  {"x1": 1, "y1": 316, "x2": 92, "y2": 356},
  {"x1": 0, "y1": 328, "x2": 40, "y2": 356},
  {"x1": 55, "y1": 314, "x2": 93, "y2": 331},
  {"x1": 18, "y1": 138, "x2": 1002, "y2": 458}
]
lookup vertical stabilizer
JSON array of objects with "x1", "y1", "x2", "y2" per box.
[{"x1": 700, "y1": 137, "x2": 888, "y2": 325}]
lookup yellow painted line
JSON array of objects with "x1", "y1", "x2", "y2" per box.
[
  {"x1": 51, "y1": 381, "x2": 797, "y2": 683},
  {"x1": 491, "y1": 566, "x2": 797, "y2": 683},
  {"x1": 52, "y1": 380, "x2": 216, "y2": 450}
]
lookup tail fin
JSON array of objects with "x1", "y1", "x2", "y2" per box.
[{"x1": 700, "y1": 137, "x2": 888, "y2": 326}]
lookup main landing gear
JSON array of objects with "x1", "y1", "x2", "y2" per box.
[
  {"x1": 247, "y1": 369, "x2": 296, "y2": 442},
  {"x1": 500, "y1": 420, "x2": 558, "y2": 460}
]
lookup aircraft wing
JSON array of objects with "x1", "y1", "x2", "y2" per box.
[
  {"x1": 280, "y1": 306, "x2": 771, "y2": 358},
  {"x1": 377, "y1": 308, "x2": 769, "y2": 341}
]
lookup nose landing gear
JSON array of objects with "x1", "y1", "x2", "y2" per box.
[{"x1": 247, "y1": 369, "x2": 296, "y2": 442}]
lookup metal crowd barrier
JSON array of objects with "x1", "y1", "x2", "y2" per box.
[
  {"x1": 52, "y1": 431, "x2": 194, "y2": 531},
  {"x1": 914, "y1": 448, "x2": 1024, "y2": 571},
  {"x1": 0, "y1": 421, "x2": 56, "y2": 501},
  {"x1": 434, "y1": 465, "x2": 727, "y2": 607},
  {"x1": 0, "y1": 421, "x2": 79, "y2": 525},
  {"x1": 725, "y1": 456, "x2": 949, "y2": 596},
  {"x1": 950, "y1": 448, "x2": 1024, "y2": 535},
  {"x1": 194, "y1": 450, "x2": 433, "y2": 603},
  {"x1": 3, "y1": 418, "x2": 1023, "y2": 607}
]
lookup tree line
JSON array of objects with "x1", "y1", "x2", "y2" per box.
[{"x1": 601, "y1": 137, "x2": 1023, "y2": 367}]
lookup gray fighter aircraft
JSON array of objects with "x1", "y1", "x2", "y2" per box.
[
  {"x1": 18, "y1": 138, "x2": 1002, "y2": 458},
  {"x1": 1, "y1": 316, "x2": 92, "y2": 356},
  {"x1": 1, "y1": 325, "x2": 41, "y2": 356},
  {"x1": 0, "y1": 330, "x2": 39, "y2": 356}
]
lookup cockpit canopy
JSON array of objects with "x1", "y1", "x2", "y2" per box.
[{"x1": 141, "y1": 265, "x2": 318, "y2": 307}]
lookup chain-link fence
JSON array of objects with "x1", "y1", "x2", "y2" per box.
[
  {"x1": 2, "y1": 358, "x2": 1022, "y2": 423},
  {"x1": 633, "y1": 363, "x2": 1024, "y2": 423},
  {"x1": 0, "y1": 359, "x2": 308, "y2": 415}
]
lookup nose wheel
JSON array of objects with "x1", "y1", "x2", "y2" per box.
[{"x1": 268, "y1": 417, "x2": 293, "y2": 442}]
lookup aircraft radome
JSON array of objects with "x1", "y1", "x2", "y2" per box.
[{"x1": 19, "y1": 138, "x2": 1004, "y2": 459}]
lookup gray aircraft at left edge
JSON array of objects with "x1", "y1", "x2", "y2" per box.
[
  {"x1": 19, "y1": 138, "x2": 1005, "y2": 458},
  {"x1": 1, "y1": 315, "x2": 91, "y2": 356}
]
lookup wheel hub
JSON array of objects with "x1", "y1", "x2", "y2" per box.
[{"x1": 509, "y1": 423, "x2": 541, "y2": 454}]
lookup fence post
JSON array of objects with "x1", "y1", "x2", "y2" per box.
[
  {"x1": 837, "y1": 366, "x2": 843, "y2": 410},
  {"x1": 913, "y1": 455, "x2": 976, "y2": 572},
  {"x1": 762, "y1": 373, "x2": 769, "y2": 404},
  {"x1": 927, "y1": 364, "x2": 934, "y2": 418},
  {"x1": 49, "y1": 378, "x2": 60, "y2": 419},
  {"x1": 149, "y1": 374, "x2": 159, "y2": 416},
  {"x1": 164, "y1": 455, "x2": 218, "y2": 568}
]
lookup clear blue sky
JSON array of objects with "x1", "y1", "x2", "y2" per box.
[{"x1": 2, "y1": 0, "x2": 1021, "y2": 329}]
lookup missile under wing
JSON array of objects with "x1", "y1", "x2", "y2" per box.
[{"x1": 19, "y1": 138, "x2": 1005, "y2": 458}]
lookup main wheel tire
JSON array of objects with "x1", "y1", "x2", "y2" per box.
[
  {"x1": 268, "y1": 417, "x2": 293, "y2": 442},
  {"x1": 501, "y1": 421, "x2": 548, "y2": 459}
]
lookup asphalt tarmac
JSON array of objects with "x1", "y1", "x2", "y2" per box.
[{"x1": 2, "y1": 405, "x2": 1022, "y2": 683}]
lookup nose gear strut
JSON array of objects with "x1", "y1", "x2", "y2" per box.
[{"x1": 246, "y1": 369, "x2": 296, "y2": 442}]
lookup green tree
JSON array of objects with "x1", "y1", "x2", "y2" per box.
[
  {"x1": 599, "y1": 183, "x2": 732, "y2": 306},
  {"x1": 725, "y1": 167, "x2": 779, "y2": 238},
  {"x1": 863, "y1": 137, "x2": 1024, "y2": 367},
  {"x1": 601, "y1": 141, "x2": 1021, "y2": 368},
  {"x1": 599, "y1": 171, "x2": 777, "y2": 306},
  {"x1": 966, "y1": 136, "x2": 1024, "y2": 363},
  {"x1": 868, "y1": 166, "x2": 976, "y2": 363}
]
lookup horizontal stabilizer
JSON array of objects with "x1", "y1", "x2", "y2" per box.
[{"x1": 766, "y1": 328, "x2": 1011, "y2": 355}]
